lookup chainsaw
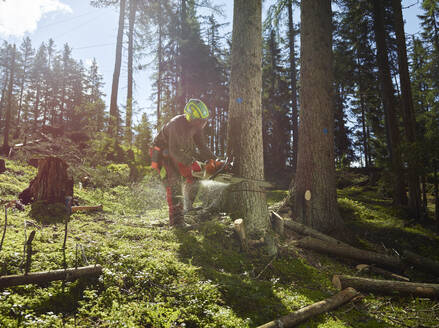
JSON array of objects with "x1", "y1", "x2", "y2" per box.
[{"x1": 192, "y1": 157, "x2": 272, "y2": 188}]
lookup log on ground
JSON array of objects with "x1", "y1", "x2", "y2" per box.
[
  {"x1": 71, "y1": 205, "x2": 103, "y2": 213},
  {"x1": 356, "y1": 264, "x2": 410, "y2": 282},
  {"x1": 257, "y1": 288, "x2": 359, "y2": 328},
  {"x1": 333, "y1": 275, "x2": 439, "y2": 298},
  {"x1": 272, "y1": 211, "x2": 350, "y2": 248},
  {"x1": 402, "y1": 250, "x2": 439, "y2": 276},
  {"x1": 0, "y1": 265, "x2": 102, "y2": 288},
  {"x1": 294, "y1": 236, "x2": 402, "y2": 270}
]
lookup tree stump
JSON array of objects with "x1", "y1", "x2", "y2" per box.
[
  {"x1": 0, "y1": 159, "x2": 5, "y2": 173},
  {"x1": 19, "y1": 157, "x2": 73, "y2": 205}
]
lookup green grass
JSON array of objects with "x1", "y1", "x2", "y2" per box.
[{"x1": 1, "y1": 158, "x2": 438, "y2": 327}]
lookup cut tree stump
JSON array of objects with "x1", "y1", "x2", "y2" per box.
[
  {"x1": 402, "y1": 250, "x2": 439, "y2": 276},
  {"x1": 19, "y1": 156, "x2": 73, "y2": 205},
  {"x1": 332, "y1": 275, "x2": 439, "y2": 298},
  {"x1": 293, "y1": 236, "x2": 402, "y2": 270},
  {"x1": 71, "y1": 205, "x2": 103, "y2": 213},
  {"x1": 272, "y1": 211, "x2": 350, "y2": 248},
  {"x1": 257, "y1": 288, "x2": 359, "y2": 328},
  {"x1": 0, "y1": 265, "x2": 102, "y2": 288},
  {"x1": 356, "y1": 264, "x2": 410, "y2": 282}
]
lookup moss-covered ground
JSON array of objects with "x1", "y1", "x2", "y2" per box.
[{"x1": 0, "y1": 158, "x2": 438, "y2": 327}]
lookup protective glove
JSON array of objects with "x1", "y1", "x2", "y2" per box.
[
  {"x1": 190, "y1": 161, "x2": 204, "y2": 179},
  {"x1": 205, "y1": 159, "x2": 224, "y2": 175}
]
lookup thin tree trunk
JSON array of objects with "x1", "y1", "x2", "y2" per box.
[
  {"x1": 287, "y1": 0, "x2": 342, "y2": 232},
  {"x1": 288, "y1": 0, "x2": 298, "y2": 172},
  {"x1": 392, "y1": 0, "x2": 421, "y2": 219},
  {"x1": 2, "y1": 45, "x2": 15, "y2": 153},
  {"x1": 156, "y1": 0, "x2": 163, "y2": 129},
  {"x1": 227, "y1": 0, "x2": 274, "y2": 253},
  {"x1": 108, "y1": 0, "x2": 126, "y2": 137},
  {"x1": 421, "y1": 174, "x2": 428, "y2": 217},
  {"x1": 126, "y1": 0, "x2": 136, "y2": 145},
  {"x1": 372, "y1": 0, "x2": 406, "y2": 206},
  {"x1": 434, "y1": 161, "x2": 439, "y2": 232}
]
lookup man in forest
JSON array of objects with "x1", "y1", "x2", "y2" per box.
[{"x1": 151, "y1": 99, "x2": 216, "y2": 227}]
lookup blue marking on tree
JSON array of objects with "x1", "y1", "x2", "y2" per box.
[
  {"x1": 236, "y1": 97, "x2": 243, "y2": 104},
  {"x1": 323, "y1": 128, "x2": 328, "y2": 135}
]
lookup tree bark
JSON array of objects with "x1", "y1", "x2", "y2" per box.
[
  {"x1": 272, "y1": 211, "x2": 350, "y2": 247},
  {"x1": 294, "y1": 236, "x2": 402, "y2": 269},
  {"x1": 2, "y1": 45, "x2": 15, "y2": 154},
  {"x1": 108, "y1": 0, "x2": 126, "y2": 137},
  {"x1": 287, "y1": 0, "x2": 298, "y2": 172},
  {"x1": 126, "y1": 0, "x2": 136, "y2": 145},
  {"x1": 372, "y1": 0, "x2": 406, "y2": 206},
  {"x1": 0, "y1": 159, "x2": 5, "y2": 173},
  {"x1": 392, "y1": 0, "x2": 421, "y2": 219},
  {"x1": 0, "y1": 265, "x2": 102, "y2": 288},
  {"x1": 333, "y1": 274, "x2": 439, "y2": 298},
  {"x1": 19, "y1": 157, "x2": 73, "y2": 204},
  {"x1": 257, "y1": 288, "x2": 359, "y2": 328},
  {"x1": 286, "y1": 0, "x2": 342, "y2": 232},
  {"x1": 227, "y1": 0, "x2": 274, "y2": 253},
  {"x1": 402, "y1": 250, "x2": 439, "y2": 276}
]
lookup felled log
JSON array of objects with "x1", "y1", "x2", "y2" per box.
[
  {"x1": 257, "y1": 288, "x2": 359, "y2": 328},
  {"x1": 272, "y1": 211, "x2": 350, "y2": 248},
  {"x1": 402, "y1": 250, "x2": 439, "y2": 276},
  {"x1": 293, "y1": 236, "x2": 402, "y2": 269},
  {"x1": 19, "y1": 156, "x2": 73, "y2": 205},
  {"x1": 356, "y1": 264, "x2": 410, "y2": 282},
  {"x1": 0, "y1": 265, "x2": 102, "y2": 288},
  {"x1": 270, "y1": 211, "x2": 284, "y2": 236},
  {"x1": 71, "y1": 205, "x2": 103, "y2": 213},
  {"x1": 332, "y1": 275, "x2": 439, "y2": 298}
]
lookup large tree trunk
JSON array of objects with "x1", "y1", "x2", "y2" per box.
[
  {"x1": 392, "y1": 0, "x2": 421, "y2": 219},
  {"x1": 333, "y1": 275, "x2": 439, "y2": 298},
  {"x1": 19, "y1": 157, "x2": 73, "y2": 205},
  {"x1": 126, "y1": 0, "x2": 136, "y2": 145},
  {"x1": 227, "y1": 0, "x2": 274, "y2": 252},
  {"x1": 108, "y1": 0, "x2": 126, "y2": 137},
  {"x1": 286, "y1": 0, "x2": 342, "y2": 232},
  {"x1": 372, "y1": 0, "x2": 406, "y2": 206},
  {"x1": 257, "y1": 288, "x2": 359, "y2": 328},
  {"x1": 287, "y1": 0, "x2": 298, "y2": 173}
]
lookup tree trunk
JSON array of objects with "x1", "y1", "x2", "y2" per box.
[
  {"x1": 392, "y1": 0, "x2": 421, "y2": 219},
  {"x1": 434, "y1": 160, "x2": 439, "y2": 231},
  {"x1": 19, "y1": 157, "x2": 73, "y2": 205},
  {"x1": 372, "y1": 0, "x2": 406, "y2": 206},
  {"x1": 356, "y1": 264, "x2": 409, "y2": 282},
  {"x1": 257, "y1": 288, "x2": 359, "y2": 328},
  {"x1": 333, "y1": 274, "x2": 439, "y2": 298},
  {"x1": 108, "y1": 0, "x2": 126, "y2": 137},
  {"x1": 421, "y1": 174, "x2": 428, "y2": 218},
  {"x1": 294, "y1": 236, "x2": 403, "y2": 269},
  {"x1": 126, "y1": 0, "x2": 136, "y2": 145},
  {"x1": 0, "y1": 159, "x2": 5, "y2": 173},
  {"x1": 156, "y1": 0, "x2": 163, "y2": 129},
  {"x1": 286, "y1": 0, "x2": 342, "y2": 232},
  {"x1": 227, "y1": 0, "x2": 274, "y2": 252},
  {"x1": 0, "y1": 265, "x2": 102, "y2": 288},
  {"x1": 287, "y1": 0, "x2": 298, "y2": 173},
  {"x1": 2, "y1": 45, "x2": 15, "y2": 155}
]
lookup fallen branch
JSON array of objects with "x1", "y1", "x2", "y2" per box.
[
  {"x1": 0, "y1": 265, "x2": 103, "y2": 288},
  {"x1": 332, "y1": 275, "x2": 439, "y2": 298},
  {"x1": 356, "y1": 264, "x2": 410, "y2": 282},
  {"x1": 270, "y1": 211, "x2": 284, "y2": 236},
  {"x1": 293, "y1": 236, "x2": 402, "y2": 270},
  {"x1": 272, "y1": 211, "x2": 350, "y2": 248},
  {"x1": 71, "y1": 205, "x2": 103, "y2": 213},
  {"x1": 257, "y1": 287, "x2": 359, "y2": 328},
  {"x1": 402, "y1": 250, "x2": 439, "y2": 276}
]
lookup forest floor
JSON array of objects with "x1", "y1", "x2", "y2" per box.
[{"x1": 0, "y1": 157, "x2": 438, "y2": 327}]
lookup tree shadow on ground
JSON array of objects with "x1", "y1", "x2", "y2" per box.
[{"x1": 173, "y1": 219, "x2": 387, "y2": 327}]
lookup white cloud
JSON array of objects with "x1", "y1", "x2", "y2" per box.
[{"x1": 0, "y1": 0, "x2": 72, "y2": 37}]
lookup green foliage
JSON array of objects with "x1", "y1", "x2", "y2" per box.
[{"x1": 29, "y1": 201, "x2": 66, "y2": 224}]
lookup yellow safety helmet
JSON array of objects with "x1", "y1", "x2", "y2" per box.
[{"x1": 184, "y1": 99, "x2": 209, "y2": 121}]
